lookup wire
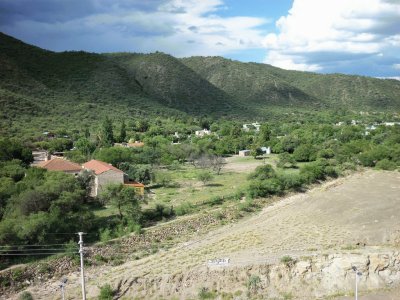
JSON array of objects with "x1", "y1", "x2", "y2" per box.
[
  {"x1": 0, "y1": 244, "x2": 74, "y2": 247},
  {"x1": 0, "y1": 249, "x2": 78, "y2": 252},
  {"x1": 0, "y1": 252, "x2": 78, "y2": 256}
]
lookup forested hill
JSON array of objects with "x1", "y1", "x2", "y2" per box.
[
  {"x1": 181, "y1": 56, "x2": 400, "y2": 110},
  {"x1": 1, "y1": 32, "x2": 400, "y2": 136}
]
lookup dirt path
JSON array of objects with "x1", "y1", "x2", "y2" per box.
[{"x1": 11, "y1": 170, "x2": 400, "y2": 299}]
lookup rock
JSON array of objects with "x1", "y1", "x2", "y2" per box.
[
  {"x1": 369, "y1": 253, "x2": 390, "y2": 273},
  {"x1": 294, "y1": 260, "x2": 311, "y2": 275}
]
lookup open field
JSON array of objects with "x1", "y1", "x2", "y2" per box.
[{"x1": 13, "y1": 169, "x2": 400, "y2": 299}]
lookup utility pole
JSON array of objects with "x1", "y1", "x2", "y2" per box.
[
  {"x1": 59, "y1": 278, "x2": 67, "y2": 300},
  {"x1": 352, "y1": 266, "x2": 362, "y2": 300},
  {"x1": 78, "y1": 232, "x2": 86, "y2": 300}
]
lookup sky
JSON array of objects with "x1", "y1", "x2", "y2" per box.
[{"x1": 0, "y1": 0, "x2": 399, "y2": 78}]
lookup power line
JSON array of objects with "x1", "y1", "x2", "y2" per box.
[
  {"x1": 0, "y1": 244, "x2": 74, "y2": 247},
  {"x1": 0, "y1": 249, "x2": 78, "y2": 252},
  {"x1": 0, "y1": 252, "x2": 78, "y2": 256}
]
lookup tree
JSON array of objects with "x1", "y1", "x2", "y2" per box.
[
  {"x1": 119, "y1": 120, "x2": 127, "y2": 143},
  {"x1": 99, "y1": 117, "x2": 114, "y2": 147},
  {"x1": 210, "y1": 155, "x2": 226, "y2": 175},
  {"x1": 0, "y1": 139, "x2": 33, "y2": 165},
  {"x1": 293, "y1": 144, "x2": 316, "y2": 162},
  {"x1": 75, "y1": 138, "x2": 96, "y2": 158},
  {"x1": 258, "y1": 123, "x2": 271, "y2": 144},
  {"x1": 100, "y1": 184, "x2": 141, "y2": 221},
  {"x1": 250, "y1": 145, "x2": 263, "y2": 159},
  {"x1": 277, "y1": 152, "x2": 297, "y2": 168},
  {"x1": 197, "y1": 171, "x2": 213, "y2": 186},
  {"x1": 248, "y1": 164, "x2": 276, "y2": 180}
]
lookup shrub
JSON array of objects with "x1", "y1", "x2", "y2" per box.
[
  {"x1": 246, "y1": 275, "x2": 261, "y2": 293},
  {"x1": 293, "y1": 144, "x2": 316, "y2": 162},
  {"x1": 276, "y1": 173, "x2": 304, "y2": 191},
  {"x1": 174, "y1": 202, "x2": 194, "y2": 216},
  {"x1": 98, "y1": 284, "x2": 114, "y2": 300},
  {"x1": 238, "y1": 199, "x2": 256, "y2": 212},
  {"x1": 99, "y1": 228, "x2": 113, "y2": 243},
  {"x1": 375, "y1": 159, "x2": 397, "y2": 171},
  {"x1": 247, "y1": 178, "x2": 283, "y2": 198},
  {"x1": 197, "y1": 171, "x2": 213, "y2": 185},
  {"x1": 248, "y1": 164, "x2": 276, "y2": 180},
  {"x1": 280, "y1": 255, "x2": 295, "y2": 267},
  {"x1": 18, "y1": 291, "x2": 34, "y2": 300},
  {"x1": 299, "y1": 162, "x2": 325, "y2": 183},
  {"x1": 198, "y1": 287, "x2": 216, "y2": 299}
]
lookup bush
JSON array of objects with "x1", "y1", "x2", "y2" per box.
[
  {"x1": 198, "y1": 287, "x2": 216, "y2": 299},
  {"x1": 247, "y1": 178, "x2": 283, "y2": 198},
  {"x1": 280, "y1": 255, "x2": 295, "y2": 267},
  {"x1": 247, "y1": 275, "x2": 261, "y2": 294},
  {"x1": 375, "y1": 159, "x2": 397, "y2": 171},
  {"x1": 276, "y1": 173, "x2": 304, "y2": 191},
  {"x1": 299, "y1": 162, "x2": 326, "y2": 184},
  {"x1": 18, "y1": 291, "x2": 34, "y2": 300},
  {"x1": 197, "y1": 171, "x2": 213, "y2": 185},
  {"x1": 248, "y1": 164, "x2": 276, "y2": 180},
  {"x1": 142, "y1": 203, "x2": 175, "y2": 223},
  {"x1": 293, "y1": 144, "x2": 316, "y2": 162},
  {"x1": 238, "y1": 199, "x2": 256, "y2": 212},
  {"x1": 174, "y1": 202, "x2": 194, "y2": 216},
  {"x1": 98, "y1": 284, "x2": 114, "y2": 300}
]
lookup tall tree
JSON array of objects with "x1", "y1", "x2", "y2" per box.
[
  {"x1": 100, "y1": 117, "x2": 114, "y2": 147},
  {"x1": 100, "y1": 184, "x2": 141, "y2": 221},
  {"x1": 119, "y1": 120, "x2": 127, "y2": 143}
]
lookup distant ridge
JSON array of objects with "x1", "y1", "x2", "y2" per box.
[{"x1": 1, "y1": 32, "x2": 400, "y2": 135}]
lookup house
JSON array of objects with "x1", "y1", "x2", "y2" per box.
[
  {"x1": 36, "y1": 157, "x2": 82, "y2": 175},
  {"x1": 32, "y1": 150, "x2": 50, "y2": 165},
  {"x1": 238, "y1": 150, "x2": 251, "y2": 157},
  {"x1": 114, "y1": 141, "x2": 145, "y2": 148},
  {"x1": 195, "y1": 129, "x2": 211, "y2": 137},
  {"x1": 243, "y1": 122, "x2": 261, "y2": 132},
  {"x1": 261, "y1": 146, "x2": 271, "y2": 154},
  {"x1": 82, "y1": 160, "x2": 125, "y2": 197},
  {"x1": 82, "y1": 159, "x2": 145, "y2": 197},
  {"x1": 127, "y1": 141, "x2": 145, "y2": 148},
  {"x1": 124, "y1": 181, "x2": 145, "y2": 196}
]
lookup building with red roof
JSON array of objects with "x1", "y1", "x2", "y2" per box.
[
  {"x1": 82, "y1": 160, "x2": 125, "y2": 197},
  {"x1": 36, "y1": 158, "x2": 82, "y2": 175}
]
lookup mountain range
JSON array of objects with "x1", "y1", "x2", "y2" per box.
[{"x1": 1, "y1": 32, "x2": 399, "y2": 136}]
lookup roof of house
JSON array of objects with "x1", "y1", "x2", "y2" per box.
[
  {"x1": 82, "y1": 159, "x2": 124, "y2": 175},
  {"x1": 127, "y1": 141, "x2": 144, "y2": 148},
  {"x1": 37, "y1": 158, "x2": 82, "y2": 172},
  {"x1": 124, "y1": 181, "x2": 145, "y2": 188}
]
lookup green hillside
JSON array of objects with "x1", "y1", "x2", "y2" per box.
[
  {"x1": 182, "y1": 56, "x2": 400, "y2": 110},
  {"x1": 1, "y1": 32, "x2": 400, "y2": 137}
]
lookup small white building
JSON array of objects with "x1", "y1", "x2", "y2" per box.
[
  {"x1": 195, "y1": 129, "x2": 211, "y2": 137},
  {"x1": 261, "y1": 146, "x2": 271, "y2": 154},
  {"x1": 238, "y1": 150, "x2": 251, "y2": 157},
  {"x1": 243, "y1": 122, "x2": 261, "y2": 132}
]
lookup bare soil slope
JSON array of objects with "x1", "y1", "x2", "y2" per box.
[{"x1": 13, "y1": 170, "x2": 400, "y2": 299}]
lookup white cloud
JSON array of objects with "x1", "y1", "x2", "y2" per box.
[
  {"x1": 263, "y1": 0, "x2": 400, "y2": 74},
  {"x1": 0, "y1": 0, "x2": 269, "y2": 56},
  {"x1": 393, "y1": 64, "x2": 400, "y2": 70}
]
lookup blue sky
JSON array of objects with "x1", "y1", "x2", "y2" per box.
[{"x1": 0, "y1": 0, "x2": 399, "y2": 78}]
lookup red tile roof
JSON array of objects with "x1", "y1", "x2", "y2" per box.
[
  {"x1": 124, "y1": 181, "x2": 145, "y2": 188},
  {"x1": 37, "y1": 158, "x2": 82, "y2": 172},
  {"x1": 127, "y1": 141, "x2": 144, "y2": 147},
  {"x1": 82, "y1": 159, "x2": 124, "y2": 175}
]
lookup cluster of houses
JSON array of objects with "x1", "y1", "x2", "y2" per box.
[{"x1": 35, "y1": 157, "x2": 144, "y2": 197}]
